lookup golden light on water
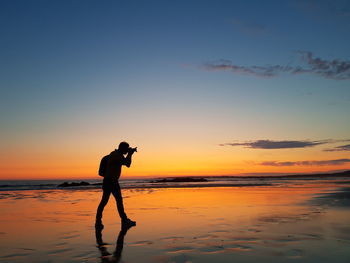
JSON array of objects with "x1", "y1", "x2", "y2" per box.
[{"x1": 2, "y1": 181, "x2": 350, "y2": 262}]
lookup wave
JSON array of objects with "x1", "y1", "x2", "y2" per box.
[{"x1": 1, "y1": 171, "x2": 350, "y2": 192}]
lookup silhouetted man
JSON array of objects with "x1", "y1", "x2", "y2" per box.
[{"x1": 95, "y1": 142, "x2": 136, "y2": 229}]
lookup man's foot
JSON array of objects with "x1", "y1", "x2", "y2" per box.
[
  {"x1": 122, "y1": 218, "x2": 136, "y2": 228},
  {"x1": 95, "y1": 220, "x2": 104, "y2": 230}
]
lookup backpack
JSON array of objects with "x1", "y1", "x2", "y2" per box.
[{"x1": 98, "y1": 154, "x2": 110, "y2": 177}]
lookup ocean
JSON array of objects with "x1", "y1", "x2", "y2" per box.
[
  {"x1": 1, "y1": 172, "x2": 350, "y2": 263},
  {"x1": 1, "y1": 173, "x2": 350, "y2": 191}
]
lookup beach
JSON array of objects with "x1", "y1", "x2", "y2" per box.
[
  {"x1": 1, "y1": 178, "x2": 350, "y2": 263},
  {"x1": 2, "y1": 1, "x2": 350, "y2": 262}
]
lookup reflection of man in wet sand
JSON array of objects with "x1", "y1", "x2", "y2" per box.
[
  {"x1": 95, "y1": 223, "x2": 134, "y2": 263},
  {"x1": 95, "y1": 142, "x2": 137, "y2": 229}
]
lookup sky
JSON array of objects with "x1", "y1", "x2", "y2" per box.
[{"x1": 1, "y1": 0, "x2": 350, "y2": 179}]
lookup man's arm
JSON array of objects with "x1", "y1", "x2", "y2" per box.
[
  {"x1": 123, "y1": 148, "x2": 137, "y2": 168},
  {"x1": 123, "y1": 152, "x2": 132, "y2": 168}
]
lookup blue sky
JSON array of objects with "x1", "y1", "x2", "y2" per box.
[{"x1": 1, "y1": 0, "x2": 350, "y2": 178}]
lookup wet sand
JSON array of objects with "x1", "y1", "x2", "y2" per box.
[{"x1": 1, "y1": 181, "x2": 350, "y2": 263}]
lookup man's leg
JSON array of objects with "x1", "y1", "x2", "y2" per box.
[
  {"x1": 111, "y1": 182, "x2": 128, "y2": 221},
  {"x1": 96, "y1": 187, "x2": 111, "y2": 224}
]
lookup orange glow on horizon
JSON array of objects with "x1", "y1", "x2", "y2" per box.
[{"x1": 1, "y1": 140, "x2": 349, "y2": 180}]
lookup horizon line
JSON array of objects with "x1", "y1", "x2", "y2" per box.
[{"x1": 1, "y1": 169, "x2": 349, "y2": 181}]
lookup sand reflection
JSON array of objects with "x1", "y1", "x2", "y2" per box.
[
  {"x1": 95, "y1": 223, "x2": 134, "y2": 262},
  {"x1": 0, "y1": 181, "x2": 350, "y2": 262}
]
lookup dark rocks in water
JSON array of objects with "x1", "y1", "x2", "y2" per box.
[
  {"x1": 152, "y1": 177, "x2": 208, "y2": 183},
  {"x1": 58, "y1": 181, "x2": 90, "y2": 187}
]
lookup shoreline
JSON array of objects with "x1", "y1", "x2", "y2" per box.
[{"x1": 1, "y1": 174, "x2": 350, "y2": 192}]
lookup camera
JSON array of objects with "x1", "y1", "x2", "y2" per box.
[{"x1": 129, "y1": 147, "x2": 137, "y2": 153}]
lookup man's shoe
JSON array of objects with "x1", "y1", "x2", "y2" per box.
[{"x1": 122, "y1": 218, "x2": 136, "y2": 227}]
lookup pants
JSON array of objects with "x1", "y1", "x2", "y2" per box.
[{"x1": 96, "y1": 180, "x2": 127, "y2": 221}]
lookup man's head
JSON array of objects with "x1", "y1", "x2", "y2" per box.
[{"x1": 118, "y1": 141, "x2": 130, "y2": 154}]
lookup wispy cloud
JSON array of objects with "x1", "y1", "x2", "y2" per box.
[
  {"x1": 260, "y1": 159, "x2": 350, "y2": 166},
  {"x1": 298, "y1": 51, "x2": 350, "y2": 80},
  {"x1": 203, "y1": 60, "x2": 292, "y2": 77},
  {"x1": 203, "y1": 51, "x2": 350, "y2": 80},
  {"x1": 324, "y1": 143, "x2": 350, "y2": 152},
  {"x1": 220, "y1": 139, "x2": 330, "y2": 149}
]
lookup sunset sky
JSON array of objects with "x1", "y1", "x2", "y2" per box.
[{"x1": 1, "y1": 0, "x2": 350, "y2": 179}]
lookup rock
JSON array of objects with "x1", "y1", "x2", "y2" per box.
[
  {"x1": 58, "y1": 181, "x2": 90, "y2": 187},
  {"x1": 152, "y1": 177, "x2": 208, "y2": 183}
]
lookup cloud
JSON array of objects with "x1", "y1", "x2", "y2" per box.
[
  {"x1": 203, "y1": 51, "x2": 350, "y2": 80},
  {"x1": 219, "y1": 139, "x2": 329, "y2": 149},
  {"x1": 203, "y1": 60, "x2": 293, "y2": 77},
  {"x1": 260, "y1": 159, "x2": 350, "y2": 166},
  {"x1": 298, "y1": 51, "x2": 350, "y2": 80},
  {"x1": 324, "y1": 143, "x2": 350, "y2": 151}
]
